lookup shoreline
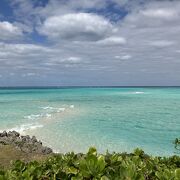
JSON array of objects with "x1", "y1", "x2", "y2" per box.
[
  {"x1": 0, "y1": 131, "x2": 179, "y2": 179},
  {"x1": 0, "y1": 130, "x2": 178, "y2": 157}
]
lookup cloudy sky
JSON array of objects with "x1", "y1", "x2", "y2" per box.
[{"x1": 0, "y1": 0, "x2": 180, "y2": 86}]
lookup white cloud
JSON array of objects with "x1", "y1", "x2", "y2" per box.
[
  {"x1": 1, "y1": 0, "x2": 180, "y2": 86},
  {"x1": 38, "y1": 13, "x2": 115, "y2": 41},
  {"x1": 149, "y1": 40, "x2": 175, "y2": 48},
  {"x1": 0, "y1": 21, "x2": 23, "y2": 40},
  {"x1": 63, "y1": 57, "x2": 82, "y2": 63},
  {"x1": 115, "y1": 55, "x2": 132, "y2": 60},
  {"x1": 123, "y1": 1, "x2": 180, "y2": 29},
  {"x1": 96, "y1": 36, "x2": 126, "y2": 46},
  {"x1": 0, "y1": 42, "x2": 51, "y2": 54},
  {"x1": 22, "y1": 73, "x2": 36, "y2": 77},
  {"x1": 141, "y1": 8, "x2": 178, "y2": 20}
]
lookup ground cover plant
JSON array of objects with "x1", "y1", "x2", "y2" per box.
[{"x1": 0, "y1": 147, "x2": 180, "y2": 180}]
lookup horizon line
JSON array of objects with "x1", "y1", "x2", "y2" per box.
[{"x1": 0, "y1": 86, "x2": 180, "y2": 89}]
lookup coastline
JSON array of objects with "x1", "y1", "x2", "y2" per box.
[{"x1": 0, "y1": 130, "x2": 180, "y2": 179}]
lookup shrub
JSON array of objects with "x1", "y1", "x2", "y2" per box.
[{"x1": 0, "y1": 147, "x2": 180, "y2": 179}]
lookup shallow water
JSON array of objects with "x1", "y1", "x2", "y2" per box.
[{"x1": 0, "y1": 87, "x2": 180, "y2": 155}]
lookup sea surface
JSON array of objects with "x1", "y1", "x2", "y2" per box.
[{"x1": 0, "y1": 87, "x2": 180, "y2": 156}]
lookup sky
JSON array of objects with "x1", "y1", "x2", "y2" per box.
[{"x1": 0, "y1": 0, "x2": 180, "y2": 86}]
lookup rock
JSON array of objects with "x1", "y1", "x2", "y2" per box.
[
  {"x1": 21, "y1": 146, "x2": 31, "y2": 153},
  {"x1": 14, "y1": 137, "x2": 22, "y2": 144},
  {"x1": 8, "y1": 136, "x2": 17, "y2": 143},
  {"x1": 12, "y1": 131, "x2": 20, "y2": 137},
  {"x1": 7, "y1": 131, "x2": 14, "y2": 137},
  {"x1": 0, "y1": 136, "x2": 10, "y2": 145},
  {"x1": 38, "y1": 140, "x2": 42, "y2": 145},
  {"x1": 32, "y1": 136, "x2": 37, "y2": 143},
  {"x1": 0, "y1": 131, "x2": 7, "y2": 137},
  {"x1": 21, "y1": 136, "x2": 30, "y2": 142},
  {"x1": 0, "y1": 131, "x2": 53, "y2": 155},
  {"x1": 42, "y1": 147, "x2": 53, "y2": 154},
  {"x1": 0, "y1": 139, "x2": 8, "y2": 145}
]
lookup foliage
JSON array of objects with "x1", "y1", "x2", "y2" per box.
[
  {"x1": 174, "y1": 138, "x2": 180, "y2": 151},
  {"x1": 0, "y1": 147, "x2": 180, "y2": 180}
]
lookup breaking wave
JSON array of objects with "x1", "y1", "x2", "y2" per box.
[
  {"x1": 1, "y1": 123, "x2": 43, "y2": 134},
  {"x1": 132, "y1": 91, "x2": 145, "y2": 94}
]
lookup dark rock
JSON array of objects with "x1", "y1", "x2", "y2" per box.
[
  {"x1": 21, "y1": 136, "x2": 30, "y2": 142},
  {"x1": 0, "y1": 140, "x2": 8, "y2": 145},
  {"x1": 0, "y1": 131, "x2": 7, "y2": 137},
  {"x1": 42, "y1": 147, "x2": 53, "y2": 154},
  {"x1": 0, "y1": 136, "x2": 10, "y2": 145},
  {"x1": 32, "y1": 136, "x2": 37, "y2": 143},
  {"x1": 7, "y1": 131, "x2": 13, "y2": 137},
  {"x1": 38, "y1": 140, "x2": 42, "y2": 145},
  {"x1": 0, "y1": 130, "x2": 53, "y2": 155},
  {"x1": 8, "y1": 136, "x2": 17, "y2": 143},
  {"x1": 7, "y1": 131, "x2": 19, "y2": 138},
  {"x1": 12, "y1": 131, "x2": 20, "y2": 137}
]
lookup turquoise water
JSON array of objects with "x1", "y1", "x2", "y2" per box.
[{"x1": 0, "y1": 88, "x2": 180, "y2": 156}]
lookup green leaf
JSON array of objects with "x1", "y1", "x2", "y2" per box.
[
  {"x1": 175, "y1": 168, "x2": 180, "y2": 179},
  {"x1": 88, "y1": 147, "x2": 97, "y2": 156},
  {"x1": 101, "y1": 176, "x2": 110, "y2": 180}
]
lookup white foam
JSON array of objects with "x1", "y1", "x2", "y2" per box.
[
  {"x1": 56, "y1": 108, "x2": 65, "y2": 112},
  {"x1": 41, "y1": 106, "x2": 54, "y2": 110},
  {"x1": 45, "y1": 113, "x2": 52, "y2": 118},
  {"x1": 70, "y1": 105, "x2": 74, "y2": 108},
  {"x1": 4, "y1": 123, "x2": 43, "y2": 134},
  {"x1": 41, "y1": 106, "x2": 66, "y2": 113},
  {"x1": 24, "y1": 114, "x2": 42, "y2": 120},
  {"x1": 132, "y1": 91, "x2": 145, "y2": 94}
]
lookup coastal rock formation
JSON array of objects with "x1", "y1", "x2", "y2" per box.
[{"x1": 0, "y1": 131, "x2": 52, "y2": 155}]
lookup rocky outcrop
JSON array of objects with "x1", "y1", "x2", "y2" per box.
[{"x1": 0, "y1": 131, "x2": 52, "y2": 155}]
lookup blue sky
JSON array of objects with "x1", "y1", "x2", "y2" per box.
[{"x1": 0, "y1": 0, "x2": 180, "y2": 86}]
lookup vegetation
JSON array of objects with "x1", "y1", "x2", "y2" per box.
[
  {"x1": 174, "y1": 138, "x2": 180, "y2": 151},
  {"x1": 0, "y1": 147, "x2": 180, "y2": 180}
]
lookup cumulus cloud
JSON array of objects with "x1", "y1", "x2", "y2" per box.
[
  {"x1": 38, "y1": 13, "x2": 116, "y2": 41},
  {"x1": 123, "y1": 1, "x2": 180, "y2": 28},
  {"x1": 0, "y1": 21, "x2": 23, "y2": 40},
  {"x1": 1, "y1": 0, "x2": 180, "y2": 86},
  {"x1": 0, "y1": 42, "x2": 54, "y2": 73}
]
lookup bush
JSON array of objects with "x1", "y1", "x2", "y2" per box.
[
  {"x1": 0, "y1": 147, "x2": 180, "y2": 179},
  {"x1": 174, "y1": 138, "x2": 180, "y2": 151}
]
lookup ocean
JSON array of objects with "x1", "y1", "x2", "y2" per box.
[{"x1": 0, "y1": 87, "x2": 179, "y2": 156}]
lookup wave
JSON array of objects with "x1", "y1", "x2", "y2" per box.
[
  {"x1": 41, "y1": 106, "x2": 54, "y2": 110},
  {"x1": 41, "y1": 106, "x2": 66, "y2": 112},
  {"x1": 24, "y1": 114, "x2": 43, "y2": 120},
  {"x1": 24, "y1": 113, "x2": 52, "y2": 120},
  {"x1": 70, "y1": 105, "x2": 74, "y2": 108},
  {"x1": 1, "y1": 123, "x2": 43, "y2": 134},
  {"x1": 22, "y1": 105, "x2": 75, "y2": 128},
  {"x1": 40, "y1": 105, "x2": 74, "y2": 113},
  {"x1": 132, "y1": 91, "x2": 145, "y2": 94}
]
